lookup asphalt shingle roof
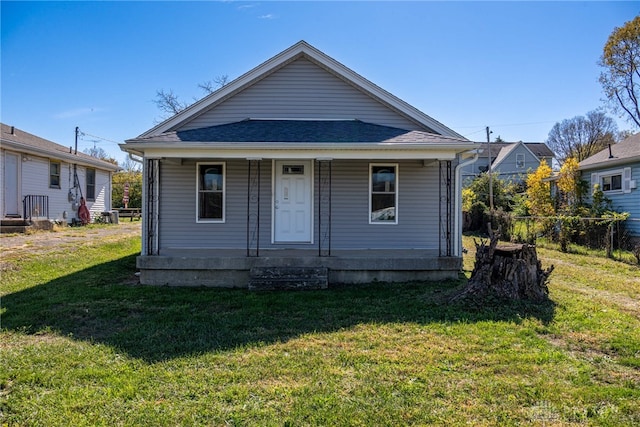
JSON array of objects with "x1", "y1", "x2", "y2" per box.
[
  {"x1": 1, "y1": 123, "x2": 119, "y2": 171},
  {"x1": 133, "y1": 120, "x2": 470, "y2": 144},
  {"x1": 476, "y1": 142, "x2": 555, "y2": 159},
  {"x1": 579, "y1": 133, "x2": 640, "y2": 168}
]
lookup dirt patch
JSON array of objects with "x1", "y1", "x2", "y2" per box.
[{"x1": 0, "y1": 222, "x2": 141, "y2": 270}]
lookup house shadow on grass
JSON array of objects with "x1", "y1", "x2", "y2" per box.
[{"x1": 2, "y1": 254, "x2": 556, "y2": 362}]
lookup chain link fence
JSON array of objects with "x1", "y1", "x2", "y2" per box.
[{"x1": 463, "y1": 212, "x2": 640, "y2": 264}]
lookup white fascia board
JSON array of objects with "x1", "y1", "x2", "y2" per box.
[
  {"x1": 139, "y1": 44, "x2": 308, "y2": 138},
  {"x1": 299, "y1": 44, "x2": 466, "y2": 139},
  {"x1": 122, "y1": 142, "x2": 476, "y2": 161}
]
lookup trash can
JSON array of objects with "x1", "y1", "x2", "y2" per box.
[{"x1": 109, "y1": 210, "x2": 119, "y2": 224}]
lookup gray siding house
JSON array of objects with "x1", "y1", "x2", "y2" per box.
[
  {"x1": 579, "y1": 133, "x2": 640, "y2": 238},
  {"x1": 461, "y1": 141, "x2": 554, "y2": 185},
  {"x1": 1, "y1": 123, "x2": 119, "y2": 225},
  {"x1": 121, "y1": 41, "x2": 479, "y2": 287}
]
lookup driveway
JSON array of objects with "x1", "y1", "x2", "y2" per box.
[{"x1": 0, "y1": 221, "x2": 141, "y2": 269}]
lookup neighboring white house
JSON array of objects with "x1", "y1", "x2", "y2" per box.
[
  {"x1": 121, "y1": 40, "x2": 480, "y2": 287},
  {"x1": 1, "y1": 123, "x2": 120, "y2": 224},
  {"x1": 461, "y1": 141, "x2": 555, "y2": 185},
  {"x1": 579, "y1": 133, "x2": 640, "y2": 239}
]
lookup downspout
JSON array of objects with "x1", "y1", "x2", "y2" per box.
[
  {"x1": 453, "y1": 151, "x2": 479, "y2": 257},
  {"x1": 129, "y1": 153, "x2": 143, "y2": 164}
]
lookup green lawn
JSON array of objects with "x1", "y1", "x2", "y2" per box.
[{"x1": 1, "y1": 232, "x2": 639, "y2": 426}]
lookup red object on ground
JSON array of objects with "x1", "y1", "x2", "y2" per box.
[{"x1": 78, "y1": 197, "x2": 91, "y2": 225}]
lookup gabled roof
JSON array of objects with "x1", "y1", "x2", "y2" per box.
[
  {"x1": 579, "y1": 133, "x2": 640, "y2": 170},
  {"x1": 491, "y1": 141, "x2": 541, "y2": 170},
  {"x1": 477, "y1": 142, "x2": 555, "y2": 160},
  {"x1": 138, "y1": 40, "x2": 465, "y2": 140},
  {"x1": 1, "y1": 123, "x2": 120, "y2": 171},
  {"x1": 135, "y1": 119, "x2": 470, "y2": 144}
]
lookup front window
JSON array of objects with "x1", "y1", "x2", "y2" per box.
[
  {"x1": 86, "y1": 168, "x2": 96, "y2": 200},
  {"x1": 601, "y1": 174, "x2": 622, "y2": 192},
  {"x1": 197, "y1": 163, "x2": 225, "y2": 222},
  {"x1": 516, "y1": 153, "x2": 525, "y2": 169},
  {"x1": 369, "y1": 164, "x2": 398, "y2": 224},
  {"x1": 49, "y1": 161, "x2": 61, "y2": 188}
]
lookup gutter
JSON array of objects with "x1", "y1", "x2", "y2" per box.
[{"x1": 2, "y1": 139, "x2": 120, "y2": 171}]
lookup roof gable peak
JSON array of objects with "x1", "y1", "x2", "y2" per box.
[{"x1": 139, "y1": 41, "x2": 465, "y2": 140}]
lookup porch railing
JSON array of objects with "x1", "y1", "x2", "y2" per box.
[{"x1": 23, "y1": 195, "x2": 49, "y2": 220}]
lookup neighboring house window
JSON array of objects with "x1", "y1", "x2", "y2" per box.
[
  {"x1": 49, "y1": 161, "x2": 61, "y2": 188},
  {"x1": 592, "y1": 168, "x2": 633, "y2": 194},
  {"x1": 369, "y1": 163, "x2": 398, "y2": 224},
  {"x1": 197, "y1": 163, "x2": 225, "y2": 222},
  {"x1": 601, "y1": 173, "x2": 622, "y2": 192},
  {"x1": 86, "y1": 168, "x2": 96, "y2": 201},
  {"x1": 516, "y1": 154, "x2": 525, "y2": 169}
]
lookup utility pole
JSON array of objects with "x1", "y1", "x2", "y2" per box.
[{"x1": 486, "y1": 126, "x2": 494, "y2": 210}]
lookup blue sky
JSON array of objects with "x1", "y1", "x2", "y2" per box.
[{"x1": 2, "y1": 1, "x2": 638, "y2": 164}]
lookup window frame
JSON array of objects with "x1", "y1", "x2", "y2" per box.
[
  {"x1": 600, "y1": 171, "x2": 623, "y2": 193},
  {"x1": 196, "y1": 162, "x2": 226, "y2": 223},
  {"x1": 86, "y1": 168, "x2": 96, "y2": 201},
  {"x1": 599, "y1": 172, "x2": 623, "y2": 193},
  {"x1": 49, "y1": 160, "x2": 61, "y2": 189},
  {"x1": 516, "y1": 153, "x2": 525, "y2": 169},
  {"x1": 369, "y1": 163, "x2": 398, "y2": 225}
]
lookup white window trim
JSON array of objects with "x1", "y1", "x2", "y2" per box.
[
  {"x1": 86, "y1": 168, "x2": 96, "y2": 201},
  {"x1": 596, "y1": 168, "x2": 624, "y2": 194},
  {"x1": 196, "y1": 162, "x2": 226, "y2": 223},
  {"x1": 516, "y1": 153, "x2": 525, "y2": 169},
  {"x1": 49, "y1": 160, "x2": 61, "y2": 189},
  {"x1": 369, "y1": 163, "x2": 399, "y2": 225}
]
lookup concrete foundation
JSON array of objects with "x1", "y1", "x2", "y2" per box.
[{"x1": 137, "y1": 249, "x2": 462, "y2": 287}]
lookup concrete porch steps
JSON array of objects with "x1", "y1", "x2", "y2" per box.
[
  {"x1": 1, "y1": 219, "x2": 54, "y2": 234},
  {"x1": 249, "y1": 266, "x2": 328, "y2": 291},
  {"x1": 1, "y1": 219, "x2": 31, "y2": 234}
]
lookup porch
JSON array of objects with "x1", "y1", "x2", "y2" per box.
[{"x1": 137, "y1": 248, "x2": 462, "y2": 288}]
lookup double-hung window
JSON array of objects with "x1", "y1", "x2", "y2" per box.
[
  {"x1": 197, "y1": 163, "x2": 225, "y2": 222},
  {"x1": 369, "y1": 163, "x2": 398, "y2": 224},
  {"x1": 49, "y1": 161, "x2": 61, "y2": 188},
  {"x1": 86, "y1": 168, "x2": 96, "y2": 200},
  {"x1": 516, "y1": 153, "x2": 525, "y2": 169},
  {"x1": 601, "y1": 173, "x2": 622, "y2": 192}
]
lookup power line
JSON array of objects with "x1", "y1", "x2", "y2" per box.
[
  {"x1": 77, "y1": 129, "x2": 123, "y2": 145},
  {"x1": 461, "y1": 120, "x2": 558, "y2": 139}
]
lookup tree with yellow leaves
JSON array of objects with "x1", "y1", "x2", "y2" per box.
[
  {"x1": 526, "y1": 160, "x2": 555, "y2": 217},
  {"x1": 556, "y1": 157, "x2": 585, "y2": 211}
]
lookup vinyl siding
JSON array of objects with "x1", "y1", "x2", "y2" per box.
[
  {"x1": 158, "y1": 159, "x2": 443, "y2": 250},
  {"x1": 180, "y1": 58, "x2": 425, "y2": 133},
  {"x1": 584, "y1": 163, "x2": 640, "y2": 237},
  {"x1": 22, "y1": 156, "x2": 70, "y2": 221},
  {"x1": 9, "y1": 153, "x2": 112, "y2": 222},
  {"x1": 493, "y1": 145, "x2": 538, "y2": 181}
]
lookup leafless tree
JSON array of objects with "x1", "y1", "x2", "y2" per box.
[
  {"x1": 546, "y1": 110, "x2": 618, "y2": 163},
  {"x1": 154, "y1": 75, "x2": 229, "y2": 120},
  {"x1": 83, "y1": 147, "x2": 118, "y2": 165}
]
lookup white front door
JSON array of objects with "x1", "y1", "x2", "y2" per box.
[
  {"x1": 273, "y1": 160, "x2": 313, "y2": 243},
  {"x1": 3, "y1": 153, "x2": 20, "y2": 217}
]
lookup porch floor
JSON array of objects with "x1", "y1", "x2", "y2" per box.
[{"x1": 137, "y1": 248, "x2": 462, "y2": 288}]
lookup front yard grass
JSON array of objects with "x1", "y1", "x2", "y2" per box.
[{"x1": 1, "y1": 234, "x2": 639, "y2": 425}]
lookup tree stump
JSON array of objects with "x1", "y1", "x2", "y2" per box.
[{"x1": 452, "y1": 231, "x2": 554, "y2": 303}]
